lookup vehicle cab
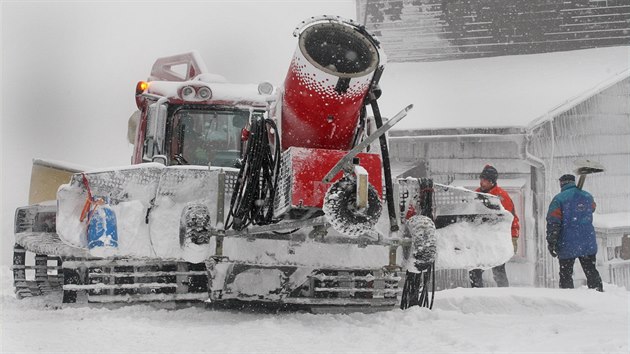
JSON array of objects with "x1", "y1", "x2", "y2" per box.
[{"x1": 128, "y1": 52, "x2": 274, "y2": 168}]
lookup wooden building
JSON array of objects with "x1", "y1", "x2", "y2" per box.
[
  {"x1": 355, "y1": 0, "x2": 630, "y2": 61},
  {"x1": 378, "y1": 48, "x2": 630, "y2": 288},
  {"x1": 353, "y1": 0, "x2": 630, "y2": 288}
]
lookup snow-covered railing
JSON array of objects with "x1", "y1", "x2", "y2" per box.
[
  {"x1": 594, "y1": 212, "x2": 630, "y2": 262},
  {"x1": 593, "y1": 212, "x2": 630, "y2": 289}
]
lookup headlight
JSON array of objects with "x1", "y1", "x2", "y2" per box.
[
  {"x1": 197, "y1": 87, "x2": 212, "y2": 99},
  {"x1": 181, "y1": 86, "x2": 196, "y2": 100},
  {"x1": 257, "y1": 82, "x2": 274, "y2": 95}
]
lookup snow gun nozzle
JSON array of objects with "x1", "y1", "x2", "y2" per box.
[{"x1": 280, "y1": 17, "x2": 383, "y2": 151}]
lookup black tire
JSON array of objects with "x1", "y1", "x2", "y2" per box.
[{"x1": 323, "y1": 178, "x2": 382, "y2": 237}]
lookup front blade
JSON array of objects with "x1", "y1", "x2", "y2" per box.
[{"x1": 399, "y1": 180, "x2": 514, "y2": 270}]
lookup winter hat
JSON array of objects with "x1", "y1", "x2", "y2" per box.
[
  {"x1": 480, "y1": 165, "x2": 498, "y2": 184},
  {"x1": 559, "y1": 174, "x2": 575, "y2": 186}
]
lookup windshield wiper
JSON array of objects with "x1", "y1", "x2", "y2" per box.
[{"x1": 173, "y1": 154, "x2": 189, "y2": 165}]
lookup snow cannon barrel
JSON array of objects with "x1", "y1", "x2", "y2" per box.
[{"x1": 281, "y1": 17, "x2": 382, "y2": 151}]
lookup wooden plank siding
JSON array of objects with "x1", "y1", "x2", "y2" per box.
[
  {"x1": 527, "y1": 77, "x2": 630, "y2": 215},
  {"x1": 356, "y1": 0, "x2": 630, "y2": 62},
  {"x1": 385, "y1": 76, "x2": 628, "y2": 288},
  {"x1": 390, "y1": 139, "x2": 521, "y2": 158},
  {"x1": 525, "y1": 77, "x2": 630, "y2": 287},
  {"x1": 387, "y1": 133, "x2": 532, "y2": 288},
  {"x1": 388, "y1": 136, "x2": 530, "y2": 184}
]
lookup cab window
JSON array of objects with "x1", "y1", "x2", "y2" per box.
[{"x1": 170, "y1": 109, "x2": 248, "y2": 167}]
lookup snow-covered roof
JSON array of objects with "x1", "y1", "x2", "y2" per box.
[
  {"x1": 379, "y1": 46, "x2": 630, "y2": 131},
  {"x1": 593, "y1": 212, "x2": 630, "y2": 231}
]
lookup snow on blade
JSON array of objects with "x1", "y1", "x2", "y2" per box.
[
  {"x1": 435, "y1": 215, "x2": 514, "y2": 270},
  {"x1": 56, "y1": 163, "x2": 220, "y2": 262}
]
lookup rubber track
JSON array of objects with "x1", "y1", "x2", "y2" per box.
[{"x1": 13, "y1": 244, "x2": 63, "y2": 299}]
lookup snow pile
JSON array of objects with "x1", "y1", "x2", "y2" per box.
[
  {"x1": 435, "y1": 216, "x2": 514, "y2": 270},
  {"x1": 1, "y1": 267, "x2": 627, "y2": 353},
  {"x1": 593, "y1": 212, "x2": 630, "y2": 229}
]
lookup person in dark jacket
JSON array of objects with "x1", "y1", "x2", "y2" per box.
[
  {"x1": 469, "y1": 165, "x2": 520, "y2": 288},
  {"x1": 546, "y1": 174, "x2": 603, "y2": 291}
]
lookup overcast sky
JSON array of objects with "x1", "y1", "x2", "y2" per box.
[{"x1": 1, "y1": 0, "x2": 356, "y2": 264}]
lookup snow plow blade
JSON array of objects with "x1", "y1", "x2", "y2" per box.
[
  {"x1": 28, "y1": 159, "x2": 85, "y2": 204},
  {"x1": 12, "y1": 164, "x2": 403, "y2": 310},
  {"x1": 398, "y1": 179, "x2": 514, "y2": 271}
]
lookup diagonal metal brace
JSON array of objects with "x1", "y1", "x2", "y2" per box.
[{"x1": 322, "y1": 104, "x2": 413, "y2": 184}]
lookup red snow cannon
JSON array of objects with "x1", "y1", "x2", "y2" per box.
[{"x1": 281, "y1": 17, "x2": 382, "y2": 151}]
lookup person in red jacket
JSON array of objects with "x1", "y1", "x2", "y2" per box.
[{"x1": 469, "y1": 165, "x2": 520, "y2": 287}]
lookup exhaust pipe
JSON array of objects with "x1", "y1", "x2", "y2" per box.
[{"x1": 281, "y1": 16, "x2": 383, "y2": 151}]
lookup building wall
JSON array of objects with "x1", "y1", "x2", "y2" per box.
[
  {"x1": 527, "y1": 76, "x2": 630, "y2": 287},
  {"x1": 387, "y1": 77, "x2": 630, "y2": 288},
  {"x1": 388, "y1": 132, "x2": 537, "y2": 286},
  {"x1": 528, "y1": 77, "x2": 630, "y2": 214},
  {"x1": 389, "y1": 134, "x2": 530, "y2": 184},
  {"x1": 356, "y1": 0, "x2": 630, "y2": 62}
]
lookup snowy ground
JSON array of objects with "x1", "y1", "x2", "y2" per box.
[{"x1": 1, "y1": 267, "x2": 628, "y2": 353}]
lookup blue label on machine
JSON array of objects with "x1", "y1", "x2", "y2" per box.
[{"x1": 87, "y1": 203, "x2": 119, "y2": 250}]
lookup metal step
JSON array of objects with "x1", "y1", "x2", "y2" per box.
[
  {"x1": 61, "y1": 259, "x2": 209, "y2": 304},
  {"x1": 304, "y1": 269, "x2": 401, "y2": 300},
  {"x1": 86, "y1": 293, "x2": 208, "y2": 303}
]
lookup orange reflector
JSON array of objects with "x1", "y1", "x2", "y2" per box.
[{"x1": 136, "y1": 81, "x2": 149, "y2": 95}]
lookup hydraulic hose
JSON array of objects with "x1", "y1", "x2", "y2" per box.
[
  {"x1": 369, "y1": 97, "x2": 399, "y2": 234},
  {"x1": 226, "y1": 117, "x2": 280, "y2": 230}
]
